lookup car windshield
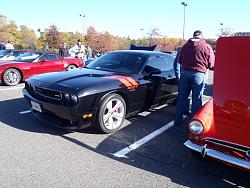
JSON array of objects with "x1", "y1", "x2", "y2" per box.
[
  {"x1": 0, "y1": 50, "x2": 11, "y2": 58},
  {"x1": 86, "y1": 52, "x2": 147, "y2": 74},
  {"x1": 14, "y1": 51, "x2": 42, "y2": 62}
]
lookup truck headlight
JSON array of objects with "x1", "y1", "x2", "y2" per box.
[{"x1": 189, "y1": 120, "x2": 204, "y2": 135}]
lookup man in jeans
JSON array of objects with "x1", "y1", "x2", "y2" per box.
[{"x1": 174, "y1": 30, "x2": 215, "y2": 126}]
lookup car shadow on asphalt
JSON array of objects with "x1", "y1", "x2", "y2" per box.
[
  {"x1": 0, "y1": 97, "x2": 70, "y2": 135},
  {"x1": 0, "y1": 97, "x2": 249, "y2": 187}
]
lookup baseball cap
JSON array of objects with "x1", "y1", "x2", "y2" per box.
[{"x1": 193, "y1": 30, "x2": 203, "y2": 38}]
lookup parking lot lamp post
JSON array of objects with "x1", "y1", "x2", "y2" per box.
[
  {"x1": 140, "y1": 28, "x2": 144, "y2": 38},
  {"x1": 181, "y1": 2, "x2": 187, "y2": 40},
  {"x1": 220, "y1": 23, "x2": 224, "y2": 36},
  {"x1": 80, "y1": 14, "x2": 86, "y2": 35}
]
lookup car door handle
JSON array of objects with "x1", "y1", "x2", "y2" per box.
[{"x1": 168, "y1": 75, "x2": 172, "y2": 78}]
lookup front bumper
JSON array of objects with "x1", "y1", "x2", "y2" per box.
[
  {"x1": 184, "y1": 140, "x2": 250, "y2": 171},
  {"x1": 23, "y1": 88, "x2": 92, "y2": 129}
]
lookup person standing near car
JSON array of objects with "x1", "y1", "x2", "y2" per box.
[
  {"x1": 0, "y1": 41, "x2": 5, "y2": 50},
  {"x1": 174, "y1": 47, "x2": 181, "y2": 81},
  {"x1": 58, "y1": 42, "x2": 70, "y2": 57},
  {"x1": 174, "y1": 47, "x2": 190, "y2": 116},
  {"x1": 42, "y1": 43, "x2": 50, "y2": 51},
  {"x1": 69, "y1": 39, "x2": 86, "y2": 59},
  {"x1": 5, "y1": 41, "x2": 14, "y2": 49},
  {"x1": 174, "y1": 30, "x2": 215, "y2": 126}
]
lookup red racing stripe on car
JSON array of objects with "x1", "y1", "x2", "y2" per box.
[
  {"x1": 122, "y1": 76, "x2": 139, "y2": 88},
  {"x1": 104, "y1": 76, "x2": 139, "y2": 90}
]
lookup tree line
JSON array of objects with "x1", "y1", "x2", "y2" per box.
[{"x1": 0, "y1": 14, "x2": 218, "y2": 53}]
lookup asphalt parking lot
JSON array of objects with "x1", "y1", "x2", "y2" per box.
[{"x1": 0, "y1": 71, "x2": 249, "y2": 188}]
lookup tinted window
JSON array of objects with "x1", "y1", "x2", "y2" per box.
[
  {"x1": 13, "y1": 51, "x2": 24, "y2": 57},
  {"x1": 15, "y1": 52, "x2": 42, "y2": 62},
  {"x1": 38, "y1": 54, "x2": 58, "y2": 61},
  {"x1": 87, "y1": 52, "x2": 147, "y2": 74},
  {"x1": 47, "y1": 54, "x2": 58, "y2": 61},
  {"x1": 0, "y1": 50, "x2": 11, "y2": 57},
  {"x1": 145, "y1": 55, "x2": 174, "y2": 72}
]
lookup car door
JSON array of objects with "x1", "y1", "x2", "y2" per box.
[
  {"x1": 142, "y1": 54, "x2": 178, "y2": 107},
  {"x1": 36, "y1": 53, "x2": 64, "y2": 73}
]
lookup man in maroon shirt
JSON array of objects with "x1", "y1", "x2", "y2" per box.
[{"x1": 174, "y1": 30, "x2": 215, "y2": 126}]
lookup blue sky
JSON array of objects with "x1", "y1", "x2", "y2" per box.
[{"x1": 0, "y1": 0, "x2": 250, "y2": 39}]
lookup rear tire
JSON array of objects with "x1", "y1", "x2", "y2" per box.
[
  {"x1": 3, "y1": 68, "x2": 22, "y2": 86},
  {"x1": 96, "y1": 94, "x2": 126, "y2": 134},
  {"x1": 66, "y1": 64, "x2": 77, "y2": 71}
]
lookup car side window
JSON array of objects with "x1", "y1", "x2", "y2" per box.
[
  {"x1": 13, "y1": 51, "x2": 21, "y2": 56},
  {"x1": 38, "y1": 54, "x2": 58, "y2": 62},
  {"x1": 38, "y1": 54, "x2": 48, "y2": 62},
  {"x1": 56, "y1": 54, "x2": 63, "y2": 59},
  {"x1": 163, "y1": 55, "x2": 175, "y2": 71},
  {"x1": 145, "y1": 55, "x2": 174, "y2": 72},
  {"x1": 47, "y1": 54, "x2": 58, "y2": 61}
]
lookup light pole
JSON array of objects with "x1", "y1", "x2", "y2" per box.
[
  {"x1": 220, "y1": 23, "x2": 224, "y2": 36},
  {"x1": 181, "y1": 2, "x2": 187, "y2": 40},
  {"x1": 140, "y1": 28, "x2": 144, "y2": 38},
  {"x1": 80, "y1": 14, "x2": 86, "y2": 35}
]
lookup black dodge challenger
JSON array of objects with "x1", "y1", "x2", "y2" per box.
[{"x1": 23, "y1": 50, "x2": 178, "y2": 133}]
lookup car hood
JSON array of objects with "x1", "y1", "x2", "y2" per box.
[
  {"x1": 29, "y1": 68, "x2": 126, "y2": 94},
  {"x1": 211, "y1": 37, "x2": 250, "y2": 147}
]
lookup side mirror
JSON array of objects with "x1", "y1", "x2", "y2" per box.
[
  {"x1": 143, "y1": 66, "x2": 161, "y2": 75},
  {"x1": 151, "y1": 68, "x2": 161, "y2": 74},
  {"x1": 40, "y1": 59, "x2": 48, "y2": 63}
]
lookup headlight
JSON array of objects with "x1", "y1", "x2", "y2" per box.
[
  {"x1": 64, "y1": 93, "x2": 70, "y2": 100},
  {"x1": 189, "y1": 120, "x2": 204, "y2": 135},
  {"x1": 64, "y1": 93, "x2": 78, "y2": 105},
  {"x1": 71, "y1": 95, "x2": 78, "y2": 103}
]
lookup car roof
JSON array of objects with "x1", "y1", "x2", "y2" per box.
[
  {"x1": 107, "y1": 50, "x2": 170, "y2": 56},
  {"x1": 26, "y1": 50, "x2": 57, "y2": 54}
]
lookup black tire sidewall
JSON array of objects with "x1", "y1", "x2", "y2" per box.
[
  {"x1": 3, "y1": 68, "x2": 21, "y2": 86},
  {"x1": 97, "y1": 94, "x2": 126, "y2": 134}
]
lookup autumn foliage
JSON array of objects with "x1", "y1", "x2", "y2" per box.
[{"x1": 0, "y1": 13, "x2": 214, "y2": 52}]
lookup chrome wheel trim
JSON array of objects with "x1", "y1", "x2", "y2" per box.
[
  {"x1": 102, "y1": 98, "x2": 125, "y2": 130},
  {"x1": 67, "y1": 65, "x2": 76, "y2": 70},
  {"x1": 6, "y1": 70, "x2": 20, "y2": 84}
]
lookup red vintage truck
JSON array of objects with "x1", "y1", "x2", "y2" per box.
[{"x1": 184, "y1": 36, "x2": 250, "y2": 171}]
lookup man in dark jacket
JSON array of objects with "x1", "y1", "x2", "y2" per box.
[
  {"x1": 174, "y1": 30, "x2": 215, "y2": 126},
  {"x1": 58, "y1": 42, "x2": 69, "y2": 57},
  {"x1": 0, "y1": 41, "x2": 5, "y2": 50}
]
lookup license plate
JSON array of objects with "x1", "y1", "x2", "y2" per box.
[{"x1": 31, "y1": 101, "x2": 42, "y2": 112}]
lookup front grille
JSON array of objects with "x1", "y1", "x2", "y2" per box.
[
  {"x1": 204, "y1": 137, "x2": 250, "y2": 160},
  {"x1": 33, "y1": 86, "x2": 62, "y2": 101}
]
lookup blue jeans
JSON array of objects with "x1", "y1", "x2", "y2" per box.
[{"x1": 175, "y1": 70, "x2": 206, "y2": 124}]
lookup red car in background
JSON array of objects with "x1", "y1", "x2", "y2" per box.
[
  {"x1": 184, "y1": 37, "x2": 250, "y2": 171},
  {"x1": 0, "y1": 51, "x2": 84, "y2": 86}
]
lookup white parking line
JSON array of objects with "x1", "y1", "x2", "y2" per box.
[
  {"x1": 19, "y1": 110, "x2": 31, "y2": 114},
  {"x1": 112, "y1": 120, "x2": 174, "y2": 158},
  {"x1": 0, "y1": 86, "x2": 24, "y2": 91},
  {"x1": 112, "y1": 96, "x2": 212, "y2": 158}
]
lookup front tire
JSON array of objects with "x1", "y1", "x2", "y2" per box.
[
  {"x1": 66, "y1": 64, "x2": 77, "y2": 71},
  {"x1": 97, "y1": 94, "x2": 126, "y2": 133},
  {"x1": 3, "y1": 68, "x2": 22, "y2": 86}
]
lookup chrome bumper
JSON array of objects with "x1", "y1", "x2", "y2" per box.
[{"x1": 184, "y1": 140, "x2": 250, "y2": 171}]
